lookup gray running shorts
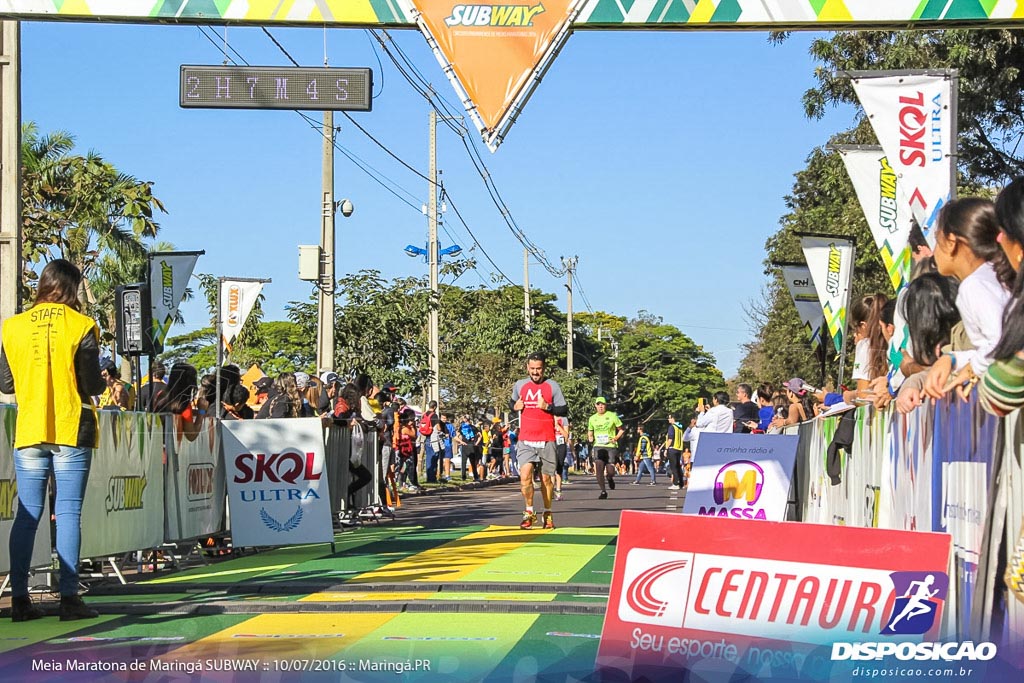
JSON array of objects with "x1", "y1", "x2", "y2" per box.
[{"x1": 516, "y1": 441, "x2": 556, "y2": 473}]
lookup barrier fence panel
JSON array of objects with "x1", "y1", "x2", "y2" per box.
[
  {"x1": 164, "y1": 414, "x2": 225, "y2": 543},
  {"x1": 1003, "y1": 412, "x2": 1024, "y2": 657},
  {"x1": 324, "y1": 424, "x2": 382, "y2": 519},
  {"x1": 79, "y1": 411, "x2": 165, "y2": 559},
  {"x1": 0, "y1": 404, "x2": 51, "y2": 574}
]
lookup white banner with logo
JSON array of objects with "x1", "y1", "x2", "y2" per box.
[
  {"x1": 801, "y1": 235, "x2": 855, "y2": 354},
  {"x1": 0, "y1": 405, "x2": 52, "y2": 573},
  {"x1": 164, "y1": 415, "x2": 225, "y2": 542},
  {"x1": 780, "y1": 264, "x2": 824, "y2": 352},
  {"x1": 80, "y1": 411, "x2": 165, "y2": 558},
  {"x1": 149, "y1": 251, "x2": 202, "y2": 350},
  {"x1": 222, "y1": 418, "x2": 334, "y2": 548},
  {"x1": 851, "y1": 73, "x2": 954, "y2": 243},
  {"x1": 220, "y1": 280, "x2": 264, "y2": 351},
  {"x1": 840, "y1": 148, "x2": 914, "y2": 292},
  {"x1": 682, "y1": 432, "x2": 798, "y2": 522}
]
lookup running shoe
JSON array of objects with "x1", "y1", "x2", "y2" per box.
[
  {"x1": 520, "y1": 511, "x2": 538, "y2": 530},
  {"x1": 543, "y1": 511, "x2": 555, "y2": 529},
  {"x1": 649, "y1": 482, "x2": 657, "y2": 486},
  {"x1": 630, "y1": 481, "x2": 640, "y2": 485},
  {"x1": 599, "y1": 491, "x2": 608, "y2": 500},
  {"x1": 555, "y1": 490, "x2": 563, "y2": 501},
  {"x1": 607, "y1": 476, "x2": 616, "y2": 490},
  {"x1": 668, "y1": 484, "x2": 681, "y2": 491}
]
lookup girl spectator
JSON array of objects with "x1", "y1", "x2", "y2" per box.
[
  {"x1": 257, "y1": 372, "x2": 304, "y2": 418},
  {"x1": 756, "y1": 383, "x2": 775, "y2": 431},
  {"x1": 981, "y1": 178, "x2": 1024, "y2": 415},
  {"x1": 925, "y1": 198, "x2": 1015, "y2": 400},
  {"x1": 895, "y1": 273, "x2": 962, "y2": 414},
  {"x1": 154, "y1": 362, "x2": 208, "y2": 441},
  {"x1": 772, "y1": 379, "x2": 811, "y2": 428},
  {"x1": 849, "y1": 294, "x2": 889, "y2": 398}
]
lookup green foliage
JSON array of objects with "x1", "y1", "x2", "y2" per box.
[{"x1": 162, "y1": 320, "x2": 313, "y2": 375}]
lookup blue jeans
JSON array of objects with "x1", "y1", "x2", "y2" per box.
[
  {"x1": 9, "y1": 445, "x2": 92, "y2": 597},
  {"x1": 635, "y1": 457, "x2": 656, "y2": 483},
  {"x1": 425, "y1": 441, "x2": 440, "y2": 482}
]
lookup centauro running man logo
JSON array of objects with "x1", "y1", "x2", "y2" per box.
[{"x1": 444, "y1": 3, "x2": 546, "y2": 27}]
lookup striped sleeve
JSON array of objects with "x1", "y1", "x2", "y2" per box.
[{"x1": 978, "y1": 353, "x2": 1024, "y2": 417}]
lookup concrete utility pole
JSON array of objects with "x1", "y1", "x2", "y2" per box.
[
  {"x1": 613, "y1": 339, "x2": 619, "y2": 400},
  {"x1": 523, "y1": 248, "x2": 531, "y2": 332},
  {"x1": 316, "y1": 111, "x2": 336, "y2": 373},
  {"x1": 563, "y1": 256, "x2": 577, "y2": 372},
  {"x1": 0, "y1": 21, "x2": 21, "y2": 336},
  {"x1": 428, "y1": 109, "x2": 440, "y2": 406}
]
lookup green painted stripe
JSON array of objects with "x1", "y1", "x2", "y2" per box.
[
  {"x1": 368, "y1": 0, "x2": 400, "y2": 23},
  {"x1": 810, "y1": 0, "x2": 828, "y2": 14},
  {"x1": 495, "y1": 614, "x2": 604, "y2": 677},
  {"x1": 944, "y1": 0, "x2": 989, "y2": 19},
  {"x1": 661, "y1": 0, "x2": 691, "y2": 23},
  {"x1": 458, "y1": 528, "x2": 614, "y2": 584},
  {"x1": 585, "y1": 0, "x2": 628, "y2": 23},
  {"x1": 343, "y1": 612, "x2": 538, "y2": 680},
  {"x1": 711, "y1": 0, "x2": 743, "y2": 23}
]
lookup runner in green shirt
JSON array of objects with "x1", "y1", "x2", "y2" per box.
[{"x1": 587, "y1": 397, "x2": 624, "y2": 500}]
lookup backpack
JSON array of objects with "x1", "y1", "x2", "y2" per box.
[{"x1": 419, "y1": 411, "x2": 434, "y2": 436}]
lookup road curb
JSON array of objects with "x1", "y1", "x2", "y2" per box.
[{"x1": 402, "y1": 476, "x2": 518, "y2": 497}]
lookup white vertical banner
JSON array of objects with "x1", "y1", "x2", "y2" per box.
[
  {"x1": 149, "y1": 251, "x2": 202, "y2": 350},
  {"x1": 220, "y1": 280, "x2": 264, "y2": 351},
  {"x1": 0, "y1": 405, "x2": 52, "y2": 573},
  {"x1": 80, "y1": 411, "x2": 165, "y2": 558},
  {"x1": 800, "y1": 236, "x2": 855, "y2": 355},
  {"x1": 164, "y1": 416, "x2": 225, "y2": 542},
  {"x1": 780, "y1": 264, "x2": 824, "y2": 352},
  {"x1": 222, "y1": 419, "x2": 334, "y2": 548},
  {"x1": 851, "y1": 73, "x2": 954, "y2": 243},
  {"x1": 839, "y1": 148, "x2": 914, "y2": 292}
]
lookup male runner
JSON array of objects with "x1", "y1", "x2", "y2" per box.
[
  {"x1": 588, "y1": 397, "x2": 624, "y2": 499},
  {"x1": 510, "y1": 352, "x2": 569, "y2": 530}
]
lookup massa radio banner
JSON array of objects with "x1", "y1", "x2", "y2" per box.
[{"x1": 597, "y1": 512, "x2": 953, "y2": 681}]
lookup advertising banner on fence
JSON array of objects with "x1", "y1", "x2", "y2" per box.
[
  {"x1": 839, "y1": 148, "x2": 914, "y2": 292},
  {"x1": 220, "y1": 279, "x2": 264, "y2": 352},
  {"x1": 80, "y1": 411, "x2": 164, "y2": 558},
  {"x1": 222, "y1": 418, "x2": 333, "y2": 548},
  {"x1": 164, "y1": 415, "x2": 225, "y2": 542},
  {"x1": 410, "y1": 0, "x2": 584, "y2": 148},
  {"x1": 801, "y1": 235, "x2": 854, "y2": 354},
  {"x1": 851, "y1": 73, "x2": 954, "y2": 243},
  {"x1": 780, "y1": 264, "x2": 824, "y2": 352},
  {"x1": 0, "y1": 405, "x2": 51, "y2": 573},
  {"x1": 597, "y1": 512, "x2": 956, "y2": 681},
  {"x1": 148, "y1": 251, "x2": 202, "y2": 351},
  {"x1": 683, "y1": 433, "x2": 798, "y2": 522}
]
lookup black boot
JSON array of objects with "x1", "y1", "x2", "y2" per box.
[
  {"x1": 59, "y1": 594, "x2": 98, "y2": 621},
  {"x1": 11, "y1": 596, "x2": 45, "y2": 622}
]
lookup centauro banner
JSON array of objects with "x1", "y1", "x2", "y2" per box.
[
  {"x1": 851, "y1": 73, "x2": 954, "y2": 243},
  {"x1": 839, "y1": 148, "x2": 914, "y2": 292},
  {"x1": 220, "y1": 279, "x2": 265, "y2": 352},
  {"x1": 780, "y1": 263, "x2": 824, "y2": 352},
  {"x1": 148, "y1": 251, "x2": 202, "y2": 352},
  {"x1": 800, "y1": 236, "x2": 854, "y2": 354},
  {"x1": 411, "y1": 0, "x2": 583, "y2": 148}
]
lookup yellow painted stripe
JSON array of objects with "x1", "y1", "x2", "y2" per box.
[
  {"x1": 347, "y1": 526, "x2": 549, "y2": 583},
  {"x1": 689, "y1": 0, "x2": 718, "y2": 23},
  {"x1": 301, "y1": 592, "x2": 558, "y2": 602},
  {"x1": 159, "y1": 613, "x2": 397, "y2": 661}
]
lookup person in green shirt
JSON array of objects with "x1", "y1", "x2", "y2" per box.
[{"x1": 587, "y1": 397, "x2": 624, "y2": 500}]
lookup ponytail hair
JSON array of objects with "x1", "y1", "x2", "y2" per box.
[
  {"x1": 850, "y1": 293, "x2": 889, "y2": 380},
  {"x1": 936, "y1": 197, "x2": 1016, "y2": 289}
]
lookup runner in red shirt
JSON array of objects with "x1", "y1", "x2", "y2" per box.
[{"x1": 510, "y1": 352, "x2": 568, "y2": 530}]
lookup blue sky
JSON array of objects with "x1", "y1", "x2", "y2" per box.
[{"x1": 20, "y1": 21, "x2": 856, "y2": 376}]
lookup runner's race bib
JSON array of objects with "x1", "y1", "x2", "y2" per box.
[{"x1": 596, "y1": 434, "x2": 611, "y2": 445}]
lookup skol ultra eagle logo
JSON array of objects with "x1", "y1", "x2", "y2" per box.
[{"x1": 444, "y1": 3, "x2": 546, "y2": 27}]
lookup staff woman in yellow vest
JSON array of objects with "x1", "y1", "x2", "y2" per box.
[{"x1": 0, "y1": 259, "x2": 105, "y2": 622}]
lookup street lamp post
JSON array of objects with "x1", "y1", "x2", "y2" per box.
[{"x1": 405, "y1": 240, "x2": 461, "y2": 407}]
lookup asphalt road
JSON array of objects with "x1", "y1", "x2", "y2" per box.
[{"x1": 393, "y1": 470, "x2": 688, "y2": 530}]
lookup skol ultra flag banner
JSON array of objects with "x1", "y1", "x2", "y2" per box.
[
  {"x1": 851, "y1": 73, "x2": 954, "y2": 243},
  {"x1": 801, "y1": 236, "x2": 854, "y2": 354},
  {"x1": 780, "y1": 264, "x2": 825, "y2": 352},
  {"x1": 220, "y1": 280, "x2": 264, "y2": 352},
  {"x1": 410, "y1": 0, "x2": 584, "y2": 149},
  {"x1": 149, "y1": 251, "x2": 202, "y2": 351},
  {"x1": 839, "y1": 148, "x2": 914, "y2": 292}
]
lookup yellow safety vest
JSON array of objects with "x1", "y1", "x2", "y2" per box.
[
  {"x1": 2, "y1": 303, "x2": 100, "y2": 449},
  {"x1": 669, "y1": 424, "x2": 684, "y2": 450},
  {"x1": 637, "y1": 434, "x2": 652, "y2": 456}
]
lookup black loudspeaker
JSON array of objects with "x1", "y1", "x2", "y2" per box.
[{"x1": 115, "y1": 283, "x2": 157, "y2": 356}]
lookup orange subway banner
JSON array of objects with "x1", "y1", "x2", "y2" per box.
[{"x1": 412, "y1": 0, "x2": 581, "y2": 145}]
